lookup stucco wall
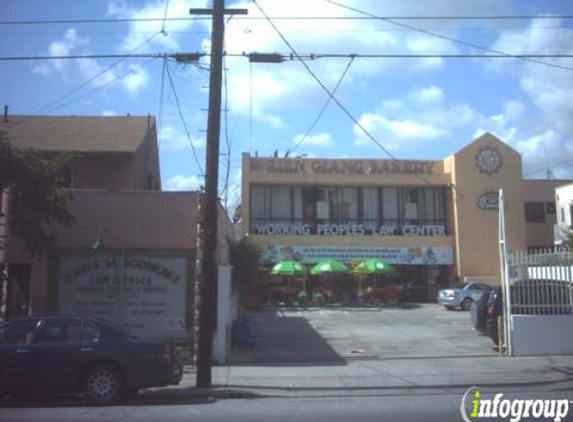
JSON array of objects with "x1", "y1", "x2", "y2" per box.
[
  {"x1": 450, "y1": 133, "x2": 526, "y2": 282},
  {"x1": 512, "y1": 315, "x2": 573, "y2": 356},
  {"x1": 73, "y1": 154, "x2": 136, "y2": 190}
]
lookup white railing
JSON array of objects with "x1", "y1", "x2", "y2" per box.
[{"x1": 507, "y1": 248, "x2": 573, "y2": 316}]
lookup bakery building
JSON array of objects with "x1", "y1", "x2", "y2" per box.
[{"x1": 241, "y1": 133, "x2": 570, "y2": 294}]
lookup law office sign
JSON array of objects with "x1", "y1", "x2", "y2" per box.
[
  {"x1": 262, "y1": 244, "x2": 454, "y2": 265},
  {"x1": 57, "y1": 252, "x2": 188, "y2": 339}
]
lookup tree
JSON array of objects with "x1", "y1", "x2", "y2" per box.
[
  {"x1": 229, "y1": 236, "x2": 261, "y2": 297},
  {"x1": 0, "y1": 131, "x2": 75, "y2": 258}
]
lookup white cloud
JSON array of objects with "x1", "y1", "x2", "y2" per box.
[
  {"x1": 121, "y1": 64, "x2": 149, "y2": 93},
  {"x1": 106, "y1": 0, "x2": 209, "y2": 52},
  {"x1": 32, "y1": 28, "x2": 88, "y2": 75},
  {"x1": 482, "y1": 18, "x2": 573, "y2": 176},
  {"x1": 354, "y1": 113, "x2": 445, "y2": 148},
  {"x1": 164, "y1": 175, "x2": 203, "y2": 191},
  {"x1": 31, "y1": 27, "x2": 152, "y2": 95},
  {"x1": 293, "y1": 132, "x2": 333, "y2": 148},
  {"x1": 410, "y1": 86, "x2": 444, "y2": 104},
  {"x1": 160, "y1": 125, "x2": 205, "y2": 150},
  {"x1": 102, "y1": 110, "x2": 117, "y2": 116},
  {"x1": 354, "y1": 86, "x2": 480, "y2": 150}
]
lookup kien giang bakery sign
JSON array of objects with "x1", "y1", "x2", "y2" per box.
[
  {"x1": 253, "y1": 222, "x2": 446, "y2": 237},
  {"x1": 251, "y1": 158, "x2": 435, "y2": 175},
  {"x1": 57, "y1": 253, "x2": 188, "y2": 339}
]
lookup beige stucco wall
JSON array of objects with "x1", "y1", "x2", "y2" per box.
[
  {"x1": 449, "y1": 133, "x2": 526, "y2": 282},
  {"x1": 524, "y1": 180, "x2": 570, "y2": 248}
]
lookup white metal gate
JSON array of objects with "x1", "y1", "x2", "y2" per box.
[{"x1": 499, "y1": 190, "x2": 573, "y2": 356}]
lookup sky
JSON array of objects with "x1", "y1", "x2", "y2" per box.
[{"x1": 1, "y1": 0, "x2": 573, "y2": 213}]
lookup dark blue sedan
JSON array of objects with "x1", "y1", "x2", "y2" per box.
[{"x1": 0, "y1": 315, "x2": 183, "y2": 404}]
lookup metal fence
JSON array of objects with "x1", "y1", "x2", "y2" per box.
[{"x1": 507, "y1": 248, "x2": 573, "y2": 316}]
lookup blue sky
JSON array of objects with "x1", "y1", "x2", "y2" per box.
[{"x1": 1, "y1": 0, "x2": 573, "y2": 212}]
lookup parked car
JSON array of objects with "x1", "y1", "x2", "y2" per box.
[
  {"x1": 470, "y1": 288, "x2": 500, "y2": 344},
  {"x1": 400, "y1": 280, "x2": 428, "y2": 302},
  {"x1": 471, "y1": 279, "x2": 573, "y2": 344},
  {"x1": 437, "y1": 282, "x2": 491, "y2": 311},
  {"x1": 0, "y1": 315, "x2": 182, "y2": 404}
]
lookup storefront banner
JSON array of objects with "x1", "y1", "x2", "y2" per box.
[
  {"x1": 262, "y1": 244, "x2": 454, "y2": 265},
  {"x1": 57, "y1": 253, "x2": 188, "y2": 339},
  {"x1": 253, "y1": 223, "x2": 446, "y2": 236}
]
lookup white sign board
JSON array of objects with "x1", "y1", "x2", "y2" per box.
[
  {"x1": 58, "y1": 253, "x2": 188, "y2": 339},
  {"x1": 262, "y1": 244, "x2": 454, "y2": 265}
]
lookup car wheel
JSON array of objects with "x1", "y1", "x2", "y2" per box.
[
  {"x1": 461, "y1": 298, "x2": 473, "y2": 311},
  {"x1": 83, "y1": 364, "x2": 123, "y2": 405}
]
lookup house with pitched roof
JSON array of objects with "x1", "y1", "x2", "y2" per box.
[{"x1": 0, "y1": 114, "x2": 236, "y2": 344}]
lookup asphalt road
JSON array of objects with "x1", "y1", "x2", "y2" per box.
[
  {"x1": 3, "y1": 392, "x2": 573, "y2": 422},
  {"x1": 232, "y1": 303, "x2": 497, "y2": 363}
]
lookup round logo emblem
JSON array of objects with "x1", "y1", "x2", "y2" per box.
[{"x1": 475, "y1": 146, "x2": 502, "y2": 175}]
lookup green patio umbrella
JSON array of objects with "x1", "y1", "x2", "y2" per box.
[
  {"x1": 351, "y1": 259, "x2": 391, "y2": 299},
  {"x1": 352, "y1": 259, "x2": 391, "y2": 274},
  {"x1": 310, "y1": 259, "x2": 348, "y2": 275},
  {"x1": 271, "y1": 260, "x2": 307, "y2": 276}
]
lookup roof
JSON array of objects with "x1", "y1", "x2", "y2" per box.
[{"x1": 0, "y1": 115, "x2": 156, "y2": 153}]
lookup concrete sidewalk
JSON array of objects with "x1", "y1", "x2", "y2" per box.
[{"x1": 142, "y1": 354, "x2": 573, "y2": 400}]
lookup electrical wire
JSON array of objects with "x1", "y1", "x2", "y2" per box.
[
  {"x1": 4, "y1": 52, "x2": 571, "y2": 62},
  {"x1": 252, "y1": 0, "x2": 442, "y2": 188},
  {"x1": 32, "y1": 31, "x2": 162, "y2": 115},
  {"x1": 2, "y1": 15, "x2": 572, "y2": 25},
  {"x1": 322, "y1": 0, "x2": 573, "y2": 72},
  {"x1": 222, "y1": 54, "x2": 232, "y2": 212},
  {"x1": 524, "y1": 158, "x2": 573, "y2": 177},
  {"x1": 291, "y1": 56, "x2": 355, "y2": 154},
  {"x1": 161, "y1": 0, "x2": 170, "y2": 35},
  {"x1": 157, "y1": 57, "x2": 167, "y2": 145},
  {"x1": 164, "y1": 61, "x2": 205, "y2": 177},
  {"x1": 43, "y1": 56, "x2": 158, "y2": 113}
]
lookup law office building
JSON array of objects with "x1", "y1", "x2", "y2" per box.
[{"x1": 241, "y1": 133, "x2": 568, "y2": 295}]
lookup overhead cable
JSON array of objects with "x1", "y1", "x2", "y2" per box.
[
  {"x1": 164, "y1": 61, "x2": 205, "y2": 177},
  {"x1": 322, "y1": 0, "x2": 573, "y2": 72}
]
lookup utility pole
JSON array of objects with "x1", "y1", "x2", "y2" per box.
[{"x1": 190, "y1": 1, "x2": 247, "y2": 389}]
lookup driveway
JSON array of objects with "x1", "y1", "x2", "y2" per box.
[{"x1": 231, "y1": 303, "x2": 497, "y2": 364}]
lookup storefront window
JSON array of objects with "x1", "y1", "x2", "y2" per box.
[
  {"x1": 363, "y1": 187, "x2": 378, "y2": 224},
  {"x1": 250, "y1": 184, "x2": 446, "y2": 235}
]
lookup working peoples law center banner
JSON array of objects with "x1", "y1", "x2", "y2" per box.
[
  {"x1": 263, "y1": 244, "x2": 454, "y2": 266},
  {"x1": 57, "y1": 253, "x2": 188, "y2": 339}
]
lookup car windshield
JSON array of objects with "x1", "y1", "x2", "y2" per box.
[{"x1": 88, "y1": 317, "x2": 135, "y2": 339}]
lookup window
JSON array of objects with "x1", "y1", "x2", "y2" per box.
[
  {"x1": 81, "y1": 323, "x2": 99, "y2": 342},
  {"x1": 381, "y1": 188, "x2": 399, "y2": 224},
  {"x1": 546, "y1": 202, "x2": 556, "y2": 215},
  {"x1": 524, "y1": 202, "x2": 546, "y2": 223},
  {"x1": 363, "y1": 187, "x2": 378, "y2": 223},
  {"x1": 35, "y1": 318, "x2": 82, "y2": 343},
  {"x1": 0, "y1": 319, "x2": 39, "y2": 344}
]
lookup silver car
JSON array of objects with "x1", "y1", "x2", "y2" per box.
[{"x1": 437, "y1": 282, "x2": 491, "y2": 311}]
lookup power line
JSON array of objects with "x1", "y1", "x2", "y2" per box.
[
  {"x1": 291, "y1": 56, "x2": 355, "y2": 154},
  {"x1": 322, "y1": 0, "x2": 573, "y2": 72},
  {"x1": 41, "y1": 56, "x2": 158, "y2": 114},
  {"x1": 32, "y1": 31, "x2": 162, "y2": 115},
  {"x1": 3, "y1": 52, "x2": 572, "y2": 62},
  {"x1": 524, "y1": 158, "x2": 573, "y2": 177},
  {"x1": 164, "y1": 61, "x2": 205, "y2": 177},
  {"x1": 252, "y1": 0, "x2": 440, "y2": 188},
  {"x1": 2, "y1": 15, "x2": 573, "y2": 25},
  {"x1": 0, "y1": 24, "x2": 569, "y2": 37}
]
